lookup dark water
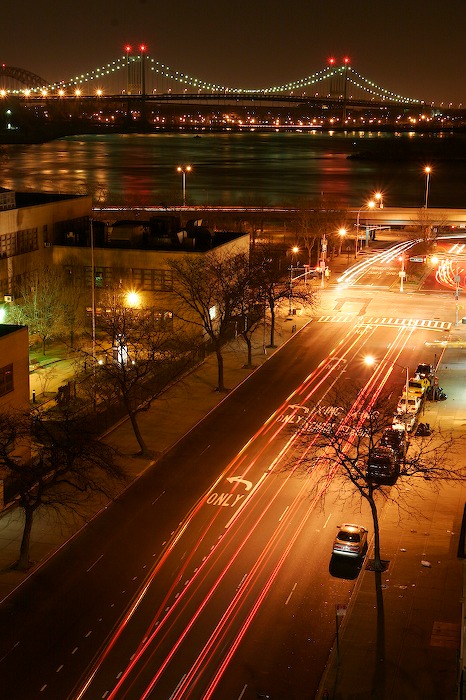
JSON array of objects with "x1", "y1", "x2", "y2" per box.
[{"x1": 1, "y1": 131, "x2": 466, "y2": 209}]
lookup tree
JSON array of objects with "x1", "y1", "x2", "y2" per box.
[
  {"x1": 168, "y1": 249, "x2": 249, "y2": 392},
  {"x1": 0, "y1": 406, "x2": 126, "y2": 571},
  {"x1": 8, "y1": 266, "x2": 64, "y2": 355},
  {"x1": 57, "y1": 259, "x2": 88, "y2": 348},
  {"x1": 294, "y1": 383, "x2": 466, "y2": 572},
  {"x1": 294, "y1": 197, "x2": 347, "y2": 266},
  {"x1": 78, "y1": 288, "x2": 197, "y2": 457},
  {"x1": 251, "y1": 243, "x2": 317, "y2": 348}
]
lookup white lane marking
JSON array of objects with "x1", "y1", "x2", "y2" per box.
[
  {"x1": 285, "y1": 582, "x2": 298, "y2": 605},
  {"x1": 279, "y1": 506, "x2": 289, "y2": 522},
  {"x1": 225, "y1": 473, "x2": 268, "y2": 529},
  {"x1": 238, "y1": 685, "x2": 248, "y2": 699},
  {"x1": 86, "y1": 554, "x2": 104, "y2": 572},
  {"x1": 323, "y1": 513, "x2": 332, "y2": 529}
]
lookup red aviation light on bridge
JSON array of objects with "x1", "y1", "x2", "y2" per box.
[
  {"x1": 343, "y1": 56, "x2": 350, "y2": 65},
  {"x1": 124, "y1": 45, "x2": 132, "y2": 53},
  {"x1": 139, "y1": 44, "x2": 147, "y2": 53}
]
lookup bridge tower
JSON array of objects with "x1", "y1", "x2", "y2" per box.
[
  {"x1": 124, "y1": 45, "x2": 147, "y2": 96},
  {"x1": 328, "y1": 57, "x2": 350, "y2": 123}
]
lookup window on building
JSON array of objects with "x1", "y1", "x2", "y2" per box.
[{"x1": 0, "y1": 364, "x2": 13, "y2": 397}]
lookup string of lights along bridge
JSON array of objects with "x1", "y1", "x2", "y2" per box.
[{"x1": 0, "y1": 47, "x2": 425, "y2": 106}]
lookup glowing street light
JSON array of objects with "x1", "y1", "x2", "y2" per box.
[
  {"x1": 355, "y1": 200, "x2": 375, "y2": 257},
  {"x1": 374, "y1": 191, "x2": 384, "y2": 208},
  {"x1": 177, "y1": 165, "x2": 192, "y2": 206},
  {"x1": 338, "y1": 227, "x2": 346, "y2": 256},
  {"x1": 424, "y1": 166, "x2": 432, "y2": 208},
  {"x1": 126, "y1": 291, "x2": 141, "y2": 308}
]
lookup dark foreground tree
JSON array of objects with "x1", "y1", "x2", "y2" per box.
[{"x1": 0, "y1": 407, "x2": 127, "y2": 571}]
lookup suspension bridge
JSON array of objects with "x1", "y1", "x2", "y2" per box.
[
  {"x1": 0, "y1": 51, "x2": 463, "y2": 137},
  {"x1": 0, "y1": 51, "x2": 423, "y2": 105}
]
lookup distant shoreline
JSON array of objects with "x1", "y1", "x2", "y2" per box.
[{"x1": 1, "y1": 123, "x2": 466, "y2": 147}]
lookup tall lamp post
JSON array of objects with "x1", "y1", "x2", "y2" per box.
[
  {"x1": 424, "y1": 166, "x2": 431, "y2": 208},
  {"x1": 355, "y1": 200, "x2": 375, "y2": 257},
  {"x1": 374, "y1": 191, "x2": 383, "y2": 209},
  {"x1": 338, "y1": 227, "x2": 346, "y2": 256},
  {"x1": 177, "y1": 165, "x2": 192, "y2": 206},
  {"x1": 288, "y1": 245, "x2": 299, "y2": 316}
]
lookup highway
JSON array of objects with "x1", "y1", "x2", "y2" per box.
[{"x1": 0, "y1": 276, "x2": 450, "y2": 700}]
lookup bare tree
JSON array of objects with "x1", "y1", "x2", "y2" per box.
[
  {"x1": 251, "y1": 243, "x2": 317, "y2": 348},
  {"x1": 57, "y1": 260, "x2": 88, "y2": 348},
  {"x1": 293, "y1": 384, "x2": 466, "y2": 572},
  {"x1": 0, "y1": 407, "x2": 126, "y2": 570},
  {"x1": 168, "y1": 249, "x2": 249, "y2": 392},
  {"x1": 78, "y1": 288, "x2": 197, "y2": 457},
  {"x1": 294, "y1": 197, "x2": 348, "y2": 265}
]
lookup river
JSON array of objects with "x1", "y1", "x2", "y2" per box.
[{"x1": 1, "y1": 130, "x2": 466, "y2": 209}]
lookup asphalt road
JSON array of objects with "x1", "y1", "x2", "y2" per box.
[{"x1": 0, "y1": 290, "x2": 449, "y2": 700}]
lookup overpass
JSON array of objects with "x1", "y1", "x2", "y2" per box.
[
  {"x1": 350, "y1": 206, "x2": 466, "y2": 228},
  {"x1": 95, "y1": 204, "x2": 466, "y2": 227}
]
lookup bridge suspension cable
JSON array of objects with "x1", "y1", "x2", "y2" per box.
[{"x1": 1, "y1": 53, "x2": 423, "y2": 105}]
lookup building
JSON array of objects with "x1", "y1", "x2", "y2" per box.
[
  {"x1": 0, "y1": 187, "x2": 92, "y2": 302},
  {"x1": 0, "y1": 187, "x2": 249, "y2": 339},
  {"x1": 0, "y1": 324, "x2": 29, "y2": 412}
]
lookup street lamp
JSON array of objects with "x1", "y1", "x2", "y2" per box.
[
  {"x1": 288, "y1": 245, "x2": 299, "y2": 316},
  {"x1": 374, "y1": 191, "x2": 383, "y2": 209},
  {"x1": 424, "y1": 166, "x2": 431, "y2": 208},
  {"x1": 338, "y1": 227, "x2": 346, "y2": 256},
  {"x1": 177, "y1": 165, "x2": 192, "y2": 206},
  {"x1": 355, "y1": 200, "x2": 375, "y2": 257}
]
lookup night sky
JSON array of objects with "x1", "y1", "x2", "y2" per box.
[{"x1": 3, "y1": 0, "x2": 465, "y2": 105}]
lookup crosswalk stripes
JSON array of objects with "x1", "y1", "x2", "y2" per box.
[{"x1": 317, "y1": 315, "x2": 451, "y2": 330}]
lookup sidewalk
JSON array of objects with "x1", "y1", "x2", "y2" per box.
[{"x1": 317, "y1": 335, "x2": 466, "y2": 700}]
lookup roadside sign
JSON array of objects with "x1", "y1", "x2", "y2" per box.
[{"x1": 421, "y1": 378, "x2": 430, "y2": 388}]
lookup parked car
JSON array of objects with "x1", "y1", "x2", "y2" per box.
[
  {"x1": 332, "y1": 523, "x2": 368, "y2": 558},
  {"x1": 380, "y1": 427, "x2": 406, "y2": 458},
  {"x1": 367, "y1": 446, "x2": 400, "y2": 484},
  {"x1": 397, "y1": 393, "x2": 422, "y2": 415},
  {"x1": 415, "y1": 363, "x2": 434, "y2": 381},
  {"x1": 392, "y1": 413, "x2": 416, "y2": 433},
  {"x1": 408, "y1": 377, "x2": 426, "y2": 397}
]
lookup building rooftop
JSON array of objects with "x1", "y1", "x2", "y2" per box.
[{"x1": 0, "y1": 324, "x2": 26, "y2": 338}]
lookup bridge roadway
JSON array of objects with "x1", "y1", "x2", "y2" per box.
[{"x1": 94, "y1": 204, "x2": 466, "y2": 228}]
